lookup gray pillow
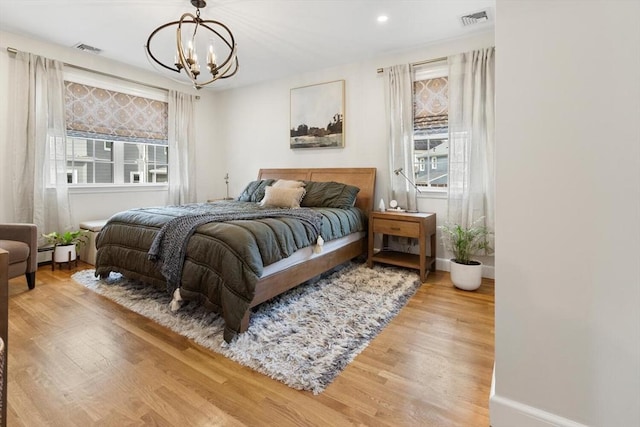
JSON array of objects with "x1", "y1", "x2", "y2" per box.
[
  {"x1": 237, "y1": 179, "x2": 275, "y2": 202},
  {"x1": 301, "y1": 181, "x2": 360, "y2": 208}
]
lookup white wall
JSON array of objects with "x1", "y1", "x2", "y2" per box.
[
  {"x1": 0, "y1": 31, "x2": 225, "y2": 226},
  {"x1": 195, "y1": 93, "x2": 228, "y2": 202},
  {"x1": 492, "y1": 1, "x2": 640, "y2": 426},
  {"x1": 213, "y1": 31, "x2": 495, "y2": 272}
]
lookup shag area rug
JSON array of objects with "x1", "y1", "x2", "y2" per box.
[{"x1": 72, "y1": 262, "x2": 421, "y2": 394}]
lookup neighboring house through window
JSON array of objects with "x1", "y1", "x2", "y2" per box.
[
  {"x1": 412, "y1": 60, "x2": 448, "y2": 193},
  {"x1": 58, "y1": 73, "x2": 169, "y2": 186}
]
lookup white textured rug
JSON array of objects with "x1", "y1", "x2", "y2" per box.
[{"x1": 72, "y1": 262, "x2": 421, "y2": 394}]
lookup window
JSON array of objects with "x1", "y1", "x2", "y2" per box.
[
  {"x1": 123, "y1": 142, "x2": 168, "y2": 184},
  {"x1": 63, "y1": 138, "x2": 168, "y2": 185},
  {"x1": 412, "y1": 61, "x2": 449, "y2": 192},
  {"x1": 61, "y1": 77, "x2": 169, "y2": 186},
  {"x1": 66, "y1": 139, "x2": 114, "y2": 184}
]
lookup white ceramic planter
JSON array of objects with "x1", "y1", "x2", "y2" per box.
[
  {"x1": 53, "y1": 244, "x2": 76, "y2": 263},
  {"x1": 450, "y1": 259, "x2": 483, "y2": 291}
]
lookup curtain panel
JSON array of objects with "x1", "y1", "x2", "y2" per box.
[
  {"x1": 447, "y1": 47, "x2": 495, "y2": 234},
  {"x1": 10, "y1": 52, "x2": 73, "y2": 238},
  {"x1": 168, "y1": 90, "x2": 197, "y2": 205},
  {"x1": 383, "y1": 64, "x2": 417, "y2": 211}
]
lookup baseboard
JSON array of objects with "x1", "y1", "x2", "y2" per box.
[
  {"x1": 489, "y1": 393, "x2": 588, "y2": 427},
  {"x1": 37, "y1": 250, "x2": 52, "y2": 264},
  {"x1": 436, "y1": 258, "x2": 495, "y2": 279}
]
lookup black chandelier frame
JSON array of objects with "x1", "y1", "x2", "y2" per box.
[{"x1": 145, "y1": 0, "x2": 238, "y2": 89}]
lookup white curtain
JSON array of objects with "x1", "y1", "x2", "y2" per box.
[
  {"x1": 168, "y1": 90, "x2": 197, "y2": 205},
  {"x1": 10, "y1": 52, "x2": 72, "y2": 239},
  {"x1": 447, "y1": 47, "x2": 495, "y2": 233},
  {"x1": 384, "y1": 64, "x2": 418, "y2": 212}
]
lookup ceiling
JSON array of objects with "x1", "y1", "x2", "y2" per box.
[{"x1": 0, "y1": 0, "x2": 495, "y2": 91}]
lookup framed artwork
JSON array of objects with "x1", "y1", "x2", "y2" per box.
[{"x1": 290, "y1": 80, "x2": 344, "y2": 149}]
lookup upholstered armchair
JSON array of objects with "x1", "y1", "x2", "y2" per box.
[
  {"x1": 0, "y1": 223, "x2": 38, "y2": 289},
  {"x1": 1, "y1": 248, "x2": 8, "y2": 426}
]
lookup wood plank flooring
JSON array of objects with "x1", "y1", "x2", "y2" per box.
[{"x1": 6, "y1": 262, "x2": 494, "y2": 426}]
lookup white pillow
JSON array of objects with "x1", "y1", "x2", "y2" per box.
[
  {"x1": 272, "y1": 179, "x2": 305, "y2": 189},
  {"x1": 260, "y1": 186, "x2": 306, "y2": 208}
]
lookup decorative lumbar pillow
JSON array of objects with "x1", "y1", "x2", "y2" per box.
[
  {"x1": 260, "y1": 186, "x2": 306, "y2": 208},
  {"x1": 301, "y1": 181, "x2": 360, "y2": 209},
  {"x1": 237, "y1": 179, "x2": 275, "y2": 202},
  {"x1": 272, "y1": 179, "x2": 305, "y2": 189}
]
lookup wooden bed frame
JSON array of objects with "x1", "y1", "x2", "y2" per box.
[{"x1": 238, "y1": 167, "x2": 377, "y2": 333}]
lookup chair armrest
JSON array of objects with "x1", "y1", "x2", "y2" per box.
[{"x1": 0, "y1": 223, "x2": 38, "y2": 273}]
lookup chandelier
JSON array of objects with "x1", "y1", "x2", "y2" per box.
[{"x1": 145, "y1": 0, "x2": 238, "y2": 90}]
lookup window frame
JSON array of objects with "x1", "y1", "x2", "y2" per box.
[
  {"x1": 62, "y1": 137, "x2": 169, "y2": 187},
  {"x1": 412, "y1": 60, "x2": 449, "y2": 198},
  {"x1": 59, "y1": 68, "x2": 170, "y2": 190}
]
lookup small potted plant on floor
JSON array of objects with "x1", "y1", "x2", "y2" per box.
[
  {"x1": 43, "y1": 230, "x2": 87, "y2": 264},
  {"x1": 440, "y1": 218, "x2": 493, "y2": 291}
]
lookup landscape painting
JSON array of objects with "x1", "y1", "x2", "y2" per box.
[{"x1": 290, "y1": 80, "x2": 344, "y2": 149}]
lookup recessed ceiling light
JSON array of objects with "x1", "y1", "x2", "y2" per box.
[{"x1": 377, "y1": 15, "x2": 389, "y2": 23}]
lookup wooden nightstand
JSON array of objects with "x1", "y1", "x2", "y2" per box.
[{"x1": 367, "y1": 211, "x2": 436, "y2": 282}]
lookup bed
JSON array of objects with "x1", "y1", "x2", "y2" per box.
[{"x1": 95, "y1": 167, "x2": 376, "y2": 342}]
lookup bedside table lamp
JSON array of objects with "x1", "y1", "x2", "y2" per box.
[
  {"x1": 393, "y1": 167, "x2": 422, "y2": 213},
  {"x1": 224, "y1": 173, "x2": 233, "y2": 200}
]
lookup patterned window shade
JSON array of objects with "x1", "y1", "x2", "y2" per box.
[
  {"x1": 413, "y1": 77, "x2": 448, "y2": 135},
  {"x1": 64, "y1": 82, "x2": 168, "y2": 145}
]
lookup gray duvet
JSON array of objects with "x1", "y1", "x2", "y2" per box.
[{"x1": 95, "y1": 200, "x2": 366, "y2": 340}]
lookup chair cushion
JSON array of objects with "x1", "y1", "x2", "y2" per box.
[
  {"x1": 0, "y1": 240, "x2": 30, "y2": 264},
  {"x1": 79, "y1": 220, "x2": 108, "y2": 232}
]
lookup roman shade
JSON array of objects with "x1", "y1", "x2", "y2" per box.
[
  {"x1": 64, "y1": 82, "x2": 168, "y2": 145},
  {"x1": 413, "y1": 76, "x2": 448, "y2": 135}
]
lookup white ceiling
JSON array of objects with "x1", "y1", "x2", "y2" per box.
[{"x1": 0, "y1": 0, "x2": 495, "y2": 90}]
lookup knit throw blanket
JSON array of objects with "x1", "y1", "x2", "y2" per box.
[{"x1": 148, "y1": 206, "x2": 324, "y2": 293}]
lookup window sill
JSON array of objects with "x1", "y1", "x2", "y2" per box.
[
  {"x1": 418, "y1": 190, "x2": 448, "y2": 199},
  {"x1": 66, "y1": 184, "x2": 168, "y2": 194}
]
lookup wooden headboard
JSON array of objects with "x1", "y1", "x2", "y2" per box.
[{"x1": 257, "y1": 167, "x2": 377, "y2": 215}]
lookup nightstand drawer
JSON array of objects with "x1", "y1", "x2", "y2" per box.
[{"x1": 373, "y1": 219, "x2": 419, "y2": 238}]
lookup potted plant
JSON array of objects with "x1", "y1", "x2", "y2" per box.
[
  {"x1": 43, "y1": 230, "x2": 87, "y2": 263},
  {"x1": 440, "y1": 219, "x2": 493, "y2": 291}
]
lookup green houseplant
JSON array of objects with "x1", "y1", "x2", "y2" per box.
[
  {"x1": 43, "y1": 230, "x2": 87, "y2": 263},
  {"x1": 440, "y1": 219, "x2": 493, "y2": 290},
  {"x1": 43, "y1": 230, "x2": 87, "y2": 247}
]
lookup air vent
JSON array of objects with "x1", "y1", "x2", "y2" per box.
[
  {"x1": 73, "y1": 43, "x2": 102, "y2": 54},
  {"x1": 460, "y1": 10, "x2": 489, "y2": 26}
]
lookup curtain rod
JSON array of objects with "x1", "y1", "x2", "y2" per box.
[
  {"x1": 377, "y1": 56, "x2": 447, "y2": 74},
  {"x1": 5, "y1": 46, "x2": 200, "y2": 99}
]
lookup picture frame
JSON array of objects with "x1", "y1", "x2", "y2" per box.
[{"x1": 290, "y1": 80, "x2": 345, "y2": 149}]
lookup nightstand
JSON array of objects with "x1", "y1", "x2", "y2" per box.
[{"x1": 367, "y1": 211, "x2": 436, "y2": 282}]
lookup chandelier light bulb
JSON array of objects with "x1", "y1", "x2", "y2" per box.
[
  {"x1": 207, "y1": 45, "x2": 216, "y2": 66},
  {"x1": 187, "y1": 40, "x2": 194, "y2": 61},
  {"x1": 173, "y1": 53, "x2": 183, "y2": 70}
]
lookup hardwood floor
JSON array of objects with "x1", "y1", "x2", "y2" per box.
[{"x1": 6, "y1": 262, "x2": 494, "y2": 426}]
